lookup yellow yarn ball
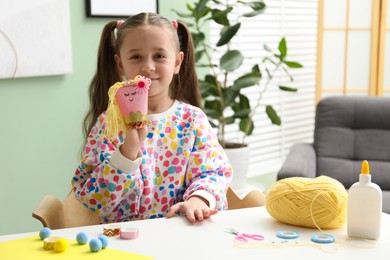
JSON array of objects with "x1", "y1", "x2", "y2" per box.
[
  {"x1": 53, "y1": 238, "x2": 68, "y2": 252},
  {"x1": 265, "y1": 175, "x2": 348, "y2": 229}
]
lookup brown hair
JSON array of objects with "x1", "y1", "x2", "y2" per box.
[{"x1": 83, "y1": 12, "x2": 201, "y2": 142}]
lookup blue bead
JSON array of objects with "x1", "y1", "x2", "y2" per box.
[
  {"x1": 39, "y1": 227, "x2": 51, "y2": 240},
  {"x1": 89, "y1": 238, "x2": 102, "y2": 252},
  {"x1": 76, "y1": 232, "x2": 89, "y2": 245},
  {"x1": 97, "y1": 235, "x2": 109, "y2": 249}
]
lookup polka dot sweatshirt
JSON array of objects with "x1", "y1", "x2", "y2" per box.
[{"x1": 72, "y1": 101, "x2": 233, "y2": 222}]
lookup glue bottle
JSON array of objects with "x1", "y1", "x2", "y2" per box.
[{"x1": 347, "y1": 160, "x2": 382, "y2": 240}]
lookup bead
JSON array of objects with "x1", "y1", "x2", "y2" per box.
[
  {"x1": 39, "y1": 227, "x2": 51, "y2": 240},
  {"x1": 54, "y1": 238, "x2": 68, "y2": 252},
  {"x1": 76, "y1": 232, "x2": 89, "y2": 245},
  {"x1": 89, "y1": 238, "x2": 102, "y2": 252},
  {"x1": 97, "y1": 235, "x2": 109, "y2": 249}
]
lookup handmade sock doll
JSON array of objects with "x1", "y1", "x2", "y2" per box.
[{"x1": 105, "y1": 75, "x2": 151, "y2": 140}]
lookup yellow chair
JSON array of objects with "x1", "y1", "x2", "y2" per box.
[{"x1": 32, "y1": 187, "x2": 265, "y2": 229}]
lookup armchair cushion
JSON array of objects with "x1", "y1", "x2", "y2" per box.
[
  {"x1": 278, "y1": 96, "x2": 390, "y2": 213},
  {"x1": 314, "y1": 96, "x2": 390, "y2": 189},
  {"x1": 277, "y1": 143, "x2": 316, "y2": 180}
]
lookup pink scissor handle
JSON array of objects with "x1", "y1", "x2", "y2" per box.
[{"x1": 236, "y1": 233, "x2": 264, "y2": 242}]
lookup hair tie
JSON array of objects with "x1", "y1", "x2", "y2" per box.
[
  {"x1": 171, "y1": 20, "x2": 178, "y2": 29},
  {"x1": 116, "y1": 20, "x2": 124, "y2": 29}
]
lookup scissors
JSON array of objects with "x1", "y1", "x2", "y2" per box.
[{"x1": 225, "y1": 227, "x2": 264, "y2": 242}]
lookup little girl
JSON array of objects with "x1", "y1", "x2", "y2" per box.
[{"x1": 72, "y1": 12, "x2": 232, "y2": 223}]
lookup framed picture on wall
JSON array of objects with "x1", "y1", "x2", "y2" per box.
[
  {"x1": 0, "y1": 0, "x2": 72, "y2": 79},
  {"x1": 86, "y1": 0, "x2": 159, "y2": 18}
]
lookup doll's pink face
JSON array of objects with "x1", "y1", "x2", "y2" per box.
[
  {"x1": 122, "y1": 88, "x2": 136, "y2": 102},
  {"x1": 116, "y1": 86, "x2": 148, "y2": 116}
]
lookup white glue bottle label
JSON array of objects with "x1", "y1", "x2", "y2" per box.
[{"x1": 347, "y1": 160, "x2": 382, "y2": 240}]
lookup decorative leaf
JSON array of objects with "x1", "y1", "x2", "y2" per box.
[
  {"x1": 243, "y1": 1, "x2": 266, "y2": 17},
  {"x1": 225, "y1": 116, "x2": 235, "y2": 125},
  {"x1": 197, "y1": 63, "x2": 216, "y2": 68},
  {"x1": 193, "y1": 0, "x2": 211, "y2": 21},
  {"x1": 232, "y1": 71, "x2": 261, "y2": 90},
  {"x1": 172, "y1": 9, "x2": 193, "y2": 18},
  {"x1": 195, "y1": 50, "x2": 205, "y2": 62},
  {"x1": 195, "y1": 0, "x2": 210, "y2": 13},
  {"x1": 263, "y1": 44, "x2": 272, "y2": 52},
  {"x1": 192, "y1": 32, "x2": 205, "y2": 48},
  {"x1": 211, "y1": 8, "x2": 232, "y2": 26},
  {"x1": 249, "y1": 1, "x2": 266, "y2": 11},
  {"x1": 223, "y1": 87, "x2": 240, "y2": 107},
  {"x1": 279, "y1": 86, "x2": 298, "y2": 92},
  {"x1": 200, "y1": 81, "x2": 219, "y2": 96},
  {"x1": 284, "y1": 61, "x2": 303, "y2": 68},
  {"x1": 203, "y1": 108, "x2": 220, "y2": 119},
  {"x1": 216, "y1": 23, "x2": 241, "y2": 46},
  {"x1": 263, "y1": 57, "x2": 277, "y2": 66},
  {"x1": 239, "y1": 118, "x2": 254, "y2": 135},
  {"x1": 266, "y1": 105, "x2": 281, "y2": 125},
  {"x1": 251, "y1": 64, "x2": 261, "y2": 74},
  {"x1": 232, "y1": 94, "x2": 251, "y2": 118},
  {"x1": 278, "y1": 37, "x2": 287, "y2": 59},
  {"x1": 239, "y1": 94, "x2": 250, "y2": 109},
  {"x1": 204, "y1": 74, "x2": 218, "y2": 85},
  {"x1": 186, "y1": 3, "x2": 194, "y2": 11},
  {"x1": 204, "y1": 100, "x2": 222, "y2": 119},
  {"x1": 233, "y1": 108, "x2": 251, "y2": 118},
  {"x1": 220, "y1": 50, "x2": 244, "y2": 71}
]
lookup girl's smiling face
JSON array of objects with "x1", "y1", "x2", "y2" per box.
[{"x1": 115, "y1": 25, "x2": 183, "y2": 105}]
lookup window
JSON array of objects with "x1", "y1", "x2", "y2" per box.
[
  {"x1": 316, "y1": 0, "x2": 390, "y2": 99},
  {"x1": 209, "y1": 0, "x2": 318, "y2": 177}
]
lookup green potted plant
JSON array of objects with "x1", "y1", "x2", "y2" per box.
[{"x1": 174, "y1": 0, "x2": 302, "y2": 189}]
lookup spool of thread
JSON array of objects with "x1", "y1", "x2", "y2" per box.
[{"x1": 265, "y1": 175, "x2": 347, "y2": 229}]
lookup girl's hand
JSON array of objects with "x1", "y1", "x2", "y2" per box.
[
  {"x1": 120, "y1": 126, "x2": 148, "y2": 160},
  {"x1": 166, "y1": 196, "x2": 218, "y2": 223}
]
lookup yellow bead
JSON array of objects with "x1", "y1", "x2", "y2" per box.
[{"x1": 54, "y1": 238, "x2": 68, "y2": 252}]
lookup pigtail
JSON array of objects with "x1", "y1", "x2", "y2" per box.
[
  {"x1": 171, "y1": 21, "x2": 202, "y2": 108},
  {"x1": 83, "y1": 21, "x2": 121, "y2": 143}
]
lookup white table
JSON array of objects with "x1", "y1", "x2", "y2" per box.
[{"x1": 1, "y1": 206, "x2": 389, "y2": 260}]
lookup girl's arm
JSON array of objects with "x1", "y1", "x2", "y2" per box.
[
  {"x1": 71, "y1": 113, "x2": 144, "y2": 221},
  {"x1": 183, "y1": 110, "x2": 233, "y2": 210}
]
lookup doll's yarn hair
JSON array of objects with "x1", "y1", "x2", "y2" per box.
[{"x1": 105, "y1": 81, "x2": 127, "y2": 141}]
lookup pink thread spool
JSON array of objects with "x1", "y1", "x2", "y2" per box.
[{"x1": 120, "y1": 227, "x2": 139, "y2": 240}]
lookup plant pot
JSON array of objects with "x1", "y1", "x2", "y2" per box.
[{"x1": 224, "y1": 144, "x2": 250, "y2": 191}]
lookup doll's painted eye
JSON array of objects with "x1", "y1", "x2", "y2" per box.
[
  {"x1": 132, "y1": 91, "x2": 136, "y2": 95},
  {"x1": 124, "y1": 93, "x2": 130, "y2": 96}
]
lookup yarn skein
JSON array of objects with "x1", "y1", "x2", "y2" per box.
[{"x1": 265, "y1": 175, "x2": 348, "y2": 230}]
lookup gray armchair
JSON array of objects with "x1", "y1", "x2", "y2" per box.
[{"x1": 278, "y1": 96, "x2": 390, "y2": 214}]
